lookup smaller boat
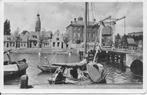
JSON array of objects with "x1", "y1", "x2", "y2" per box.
[
  {"x1": 37, "y1": 56, "x2": 58, "y2": 73},
  {"x1": 4, "y1": 50, "x2": 28, "y2": 80},
  {"x1": 37, "y1": 65, "x2": 57, "y2": 73}
]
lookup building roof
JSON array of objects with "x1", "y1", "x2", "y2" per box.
[
  {"x1": 28, "y1": 31, "x2": 40, "y2": 41},
  {"x1": 21, "y1": 30, "x2": 29, "y2": 35},
  {"x1": 128, "y1": 31, "x2": 143, "y2": 36},
  {"x1": 43, "y1": 31, "x2": 52, "y2": 38},
  {"x1": 66, "y1": 17, "x2": 98, "y2": 28},
  {"x1": 4, "y1": 35, "x2": 15, "y2": 41}
]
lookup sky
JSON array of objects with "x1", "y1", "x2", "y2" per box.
[{"x1": 4, "y1": 2, "x2": 143, "y2": 35}]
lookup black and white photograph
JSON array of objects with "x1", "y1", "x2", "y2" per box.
[{"x1": 3, "y1": 1, "x2": 144, "y2": 91}]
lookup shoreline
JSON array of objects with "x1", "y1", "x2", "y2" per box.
[{"x1": 7, "y1": 48, "x2": 78, "y2": 54}]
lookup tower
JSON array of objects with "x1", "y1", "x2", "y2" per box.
[{"x1": 35, "y1": 13, "x2": 41, "y2": 32}]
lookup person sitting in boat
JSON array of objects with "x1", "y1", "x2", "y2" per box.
[
  {"x1": 70, "y1": 67, "x2": 78, "y2": 79},
  {"x1": 54, "y1": 67, "x2": 66, "y2": 84}
]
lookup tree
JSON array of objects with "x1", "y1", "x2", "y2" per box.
[
  {"x1": 4, "y1": 19, "x2": 11, "y2": 35},
  {"x1": 63, "y1": 33, "x2": 70, "y2": 45},
  {"x1": 115, "y1": 33, "x2": 121, "y2": 48},
  {"x1": 12, "y1": 27, "x2": 21, "y2": 46},
  {"x1": 21, "y1": 30, "x2": 29, "y2": 35},
  {"x1": 13, "y1": 27, "x2": 20, "y2": 37}
]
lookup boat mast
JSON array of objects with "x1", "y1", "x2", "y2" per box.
[{"x1": 84, "y1": 2, "x2": 88, "y2": 55}]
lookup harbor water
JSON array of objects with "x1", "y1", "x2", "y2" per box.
[{"x1": 4, "y1": 53, "x2": 143, "y2": 88}]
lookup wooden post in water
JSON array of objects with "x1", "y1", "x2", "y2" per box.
[
  {"x1": 20, "y1": 74, "x2": 33, "y2": 89},
  {"x1": 120, "y1": 54, "x2": 126, "y2": 71},
  {"x1": 20, "y1": 75, "x2": 28, "y2": 88}
]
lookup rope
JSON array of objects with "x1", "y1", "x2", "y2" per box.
[
  {"x1": 91, "y1": 3, "x2": 94, "y2": 21},
  {"x1": 87, "y1": 3, "x2": 89, "y2": 26},
  {"x1": 124, "y1": 17, "x2": 126, "y2": 34}
]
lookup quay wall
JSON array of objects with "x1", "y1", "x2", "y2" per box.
[
  {"x1": 6, "y1": 48, "x2": 78, "y2": 55},
  {"x1": 126, "y1": 53, "x2": 143, "y2": 67}
]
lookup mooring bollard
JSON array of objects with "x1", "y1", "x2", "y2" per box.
[
  {"x1": 20, "y1": 74, "x2": 33, "y2": 89},
  {"x1": 20, "y1": 74, "x2": 28, "y2": 88}
]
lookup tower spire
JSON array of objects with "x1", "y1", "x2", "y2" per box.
[{"x1": 35, "y1": 13, "x2": 41, "y2": 32}]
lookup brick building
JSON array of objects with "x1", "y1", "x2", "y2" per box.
[{"x1": 66, "y1": 17, "x2": 99, "y2": 44}]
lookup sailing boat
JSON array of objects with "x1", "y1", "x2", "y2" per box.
[
  {"x1": 80, "y1": 2, "x2": 106, "y2": 83},
  {"x1": 48, "y1": 2, "x2": 106, "y2": 84},
  {"x1": 4, "y1": 50, "x2": 28, "y2": 80}
]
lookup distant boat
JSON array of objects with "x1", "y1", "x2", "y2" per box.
[
  {"x1": 37, "y1": 65, "x2": 57, "y2": 73},
  {"x1": 4, "y1": 50, "x2": 28, "y2": 80},
  {"x1": 37, "y1": 56, "x2": 58, "y2": 73}
]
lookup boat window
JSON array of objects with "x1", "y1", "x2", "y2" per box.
[{"x1": 7, "y1": 43, "x2": 9, "y2": 47}]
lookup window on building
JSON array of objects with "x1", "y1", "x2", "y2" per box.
[
  {"x1": 33, "y1": 35, "x2": 37, "y2": 39},
  {"x1": 56, "y1": 38, "x2": 59, "y2": 40},
  {"x1": 66, "y1": 44, "x2": 68, "y2": 48},
  {"x1": 53, "y1": 42, "x2": 55, "y2": 47},
  {"x1": 34, "y1": 42, "x2": 37, "y2": 46},
  {"x1": 7, "y1": 43, "x2": 9, "y2": 47},
  {"x1": 57, "y1": 42, "x2": 60, "y2": 47},
  {"x1": 13, "y1": 43, "x2": 15, "y2": 47}
]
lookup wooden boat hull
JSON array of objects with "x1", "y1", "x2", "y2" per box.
[
  {"x1": 4, "y1": 59, "x2": 28, "y2": 80},
  {"x1": 4, "y1": 69, "x2": 27, "y2": 80},
  {"x1": 37, "y1": 65, "x2": 58, "y2": 73},
  {"x1": 87, "y1": 62, "x2": 106, "y2": 83}
]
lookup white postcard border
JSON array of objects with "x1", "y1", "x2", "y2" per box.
[{"x1": 0, "y1": 0, "x2": 146, "y2": 94}]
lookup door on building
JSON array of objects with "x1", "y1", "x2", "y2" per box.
[{"x1": 61, "y1": 42, "x2": 63, "y2": 49}]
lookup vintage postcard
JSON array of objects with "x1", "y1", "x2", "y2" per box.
[{"x1": 1, "y1": 0, "x2": 146, "y2": 94}]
